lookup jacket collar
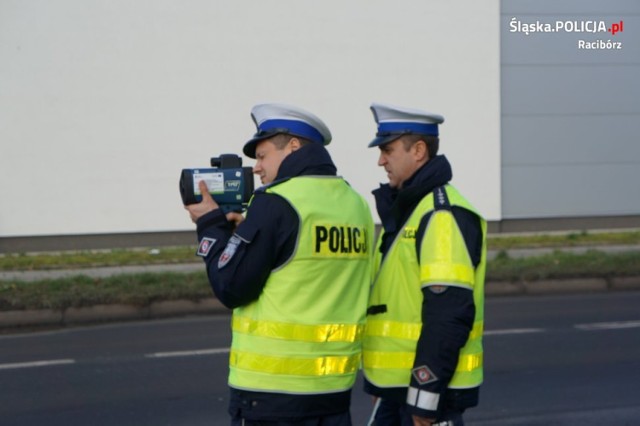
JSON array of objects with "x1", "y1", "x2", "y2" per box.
[
  {"x1": 373, "y1": 155, "x2": 453, "y2": 234},
  {"x1": 259, "y1": 143, "x2": 337, "y2": 192}
]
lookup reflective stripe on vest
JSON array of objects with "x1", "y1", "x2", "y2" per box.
[
  {"x1": 363, "y1": 184, "x2": 486, "y2": 390},
  {"x1": 363, "y1": 351, "x2": 482, "y2": 373},
  {"x1": 363, "y1": 319, "x2": 484, "y2": 374},
  {"x1": 230, "y1": 350, "x2": 361, "y2": 376},
  {"x1": 232, "y1": 315, "x2": 365, "y2": 343},
  {"x1": 366, "y1": 319, "x2": 484, "y2": 341},
  {"x1": 229, "y1": 176, "x2": 374, "y2": 394}
]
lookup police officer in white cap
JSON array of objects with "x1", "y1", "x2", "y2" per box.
[
  {"x1": 361, "y1": 103, "x2": 487, "y2": 426},
  {"x1": 185, "y1": 103, "x2": 374, "y2": 425}
]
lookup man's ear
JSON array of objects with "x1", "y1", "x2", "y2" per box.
[
  {"x1": 288, "y1": 137, "x2": 302, "y2": 152},
  {"x1": 413, "y1": 139, "x2": 429, "y2": 162}
]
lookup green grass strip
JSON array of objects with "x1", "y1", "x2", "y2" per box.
[
  {"x1": 0, "y1": 271, "x2": 211, "y2": 311},
  {"x1": 2, "y1": 250, "x2": 640, "y2": 311},
  {"x1": 0, "y1": 246, "x2": 199, "y2": 271},
  {"x1": 487, "y1": 230, "x2": 640, "y2": 250},
  {"x1": 488, "y1": 249, "x2": 640, "y2": 282}
]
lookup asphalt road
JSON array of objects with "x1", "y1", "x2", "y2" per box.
[{"x1": 1, "y1": 291, "x2": 640, "y2": 425}]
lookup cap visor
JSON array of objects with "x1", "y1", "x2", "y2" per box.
[
  {"x1": 368, "y1": 134, "x2": 403, "y2": 148},
  {"x1": 243, "y1": 131, "x2": 281, "y2": 158}
]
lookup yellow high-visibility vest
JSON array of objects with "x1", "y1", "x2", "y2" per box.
[
  {"x1": 229, "y1": 176, "x2": 374, "y2": 394},
  {"x1": 363, "y1": 184, "x2": 486, "y2": 389}
]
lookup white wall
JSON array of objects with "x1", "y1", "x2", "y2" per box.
[
  {"x1": 0, "y1": 0, "x2": 501, "y2": 237},
  {"x1": 501, "y1": 0, "x2": 640, "y2": 219}
]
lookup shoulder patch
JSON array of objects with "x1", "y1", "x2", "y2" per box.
[
  {"x1": 218, "y1": 235, "x2": 242, "y2": 269},
  {"x1": 412, "y1": 365, "x2": 439, "y2": 385},
  {"x1": 196, "y1": 237, "x2": 217, "y2": 257},
  {"x1": 433, "y1": 186, "x2": 450, "y2": 210}
]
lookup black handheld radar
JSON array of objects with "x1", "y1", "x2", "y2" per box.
[{"x1": 179, "y1": 154, "x2": 254, "y2": 213}]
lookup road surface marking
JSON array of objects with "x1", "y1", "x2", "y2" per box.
[
  {"x1": 484, "y1": 328, "x2": 545, "y2": 336},
  {"x1": 575, "y1": 320, "x2": 640, "y2": 331},
  {"x1": 0, "y1": 359, "x2": 76, "y2": 370},
  {"x1": 145, "y1": 348, "x2": 230, "y2": 358}
]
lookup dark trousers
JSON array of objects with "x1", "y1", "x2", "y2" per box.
[
  {"x1": 371, "y1": 398, "x2": 464, "y2": 426},
  {"x1": 231, "y1": 411, "x2": 352, "y2": 426}
]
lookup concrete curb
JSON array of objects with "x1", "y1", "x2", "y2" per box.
[
  {"x1": 611, "y1": 275, "x2": 640, "y2": 290},
  {"x1": 2, "y1": 277, "x2": 640, "y2": 329}
]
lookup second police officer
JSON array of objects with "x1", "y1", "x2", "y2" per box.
[
  {"x1": 362, "y1": 103, "x2": 487, "y2": 426},
  {"x1": 184, "y1": 103, "x2": 374, "y2": 425}
]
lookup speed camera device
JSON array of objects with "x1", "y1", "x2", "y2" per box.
[{"x1": 179, "y1": 154, "x2": 254, "y2": 213}]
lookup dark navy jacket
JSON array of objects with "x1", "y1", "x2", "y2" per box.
[
  {"x1": 194, "y1": 143, "x2": 353, "y2": 420},
  {"x1": 364, "y1": 155, "x2": 483, "y2": 419}
]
